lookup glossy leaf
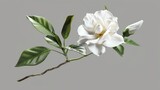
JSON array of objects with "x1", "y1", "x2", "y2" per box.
[
  {"x1": 113, "y1": 45, "x2": 124, "y2": 56},
  {"x1": 61, "y1": 15, "x2": 74, "y2": 39},
  {"x1": 27, "y1": 16, "x2": 55, "y2": 36},
  {"x1": 45, "y1": 36, "x2": 59, "y2": 48},
  {"x1": 16, "y1": 46, "x2": 50, "y2": 67},
  {"x1": 124, "y1": 38, "x2": 139, "y2": 46},
  {"x1": 45, "y1": 35, "x2": 62, "y2": 47},
  {"x1": 66, "y1": 44, "x2": 86, "y2": 55}
]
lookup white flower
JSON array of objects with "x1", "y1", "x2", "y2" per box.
[
  {"x1": 126, "y1": 20, "x2": 144, "y2": 31},
  {"x1": 77, "y1": 10, "x2": 124, "y2": 56}
]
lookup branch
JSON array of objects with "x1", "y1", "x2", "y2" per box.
[
  {"x1": 17, "y1": 53, "x2": 92, "y2": 82},
  {"x1": 69, "y1": 53, "x2": 92, "y2": 61},
  {"x1": 17, "y1": 60, "x2": 69, "y2": 82}
]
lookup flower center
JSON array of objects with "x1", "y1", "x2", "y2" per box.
[
  {"x1": 96, "y1": 30, "x2": 106, "y2": 38},
  {"x1": 95, "y1": 24, "x2": 106, "y2": 38}
]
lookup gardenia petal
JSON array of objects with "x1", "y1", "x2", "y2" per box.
[
  {"x1": 88, "y1": 43, "x2": 106, "y2": 56},
  {"x1": 77, "y1": 35, "x2": 96, "y2": 45},
  {"x1": 77, "y1": 38, "x2": 88, "y2": 45},
  {"x1": 77, "y1": 25, "x2": 89, "y2": 36},
  {"x1": 94, "y1": 10, "x2": 114, "y2": 27},
  {"x1": 95, "y1": 24, "x2": 104, "y2": 34},
  {"x1": 103, "y1": 33, "x2": 124, "y2": 47},
  {"x1": 86, "y1": 38, "x2": 99, "y2": 45},
  {"x1": 83, "y1": 13, "x2": 97, "y2": 33},
  {"x1": 107, "y1": 21, "x2": 119, "y2": 33},
  {"x1": 126, "y1": 20, "x2": 144, "y2": 31},
  {"x1": 94, "y1": 10, "x2": 113, "y2": 21}
]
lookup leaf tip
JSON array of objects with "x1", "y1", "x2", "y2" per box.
[
  {"x1": 26, "y1": 15, "x2": 31, "y2": 19},
  {"x1": 104, "y1": 5, "x2": 108, "y2": 10},
  {"x1": 15, "y1": 63, "x2": 22, "y2": 67},
  {"x1": 113, "y1": 45, "x2": 124, "y2": 57}
]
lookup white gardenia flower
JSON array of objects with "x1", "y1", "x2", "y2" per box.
[
  {"x1": 126, "y1": 20, "x2": 144, "y2": 31},
  {"x1": 77, "y1": 10, "x2": 124, "y2": 56}
]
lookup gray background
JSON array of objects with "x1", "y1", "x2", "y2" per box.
[{"x1": 0, "y1": 0, "x2": 159, "y2": 90}]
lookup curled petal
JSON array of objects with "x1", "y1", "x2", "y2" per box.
[
  {"x1": 86, "y1": 38, "x2": 99, "y2": 45},
  {"x1": 94, "y1": 10, "x2": 113, "y2": 20},
  {"x1": 77, "y1": 35, "x2": 96, "y2": 45},
  {"x1": 107, "y1": 21, "x2": 119, "y2": 33},
  {"x1": 88, "y1": 43, "x2": 106, "y2": 56},
  {"x1": 77, "y1": 25, "x2": 89, "y2": 36},
  {"x1": 94, "y1": 10, "x2": 114, "y2": 27},
  {"x1": 103, "y1": 33, "x2": 124, "y2": 47},
  {"x1": 112, "y1": 17, "x2": 118, "y2": 22},
  {"x1": 95, "y1": 24, "x2": 104, "y2": 34},
  {"x1": 83, "y1": 13, "x2": 97, "y2": 33},
  {"x1": 77, "y1": 38, "x2": 88, "y2": 45}
]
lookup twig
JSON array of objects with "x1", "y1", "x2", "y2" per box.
[
  {"x1": 17, "y1": 53, "x2": 92, "y2": 82},
  {"x1": 69, "y1": 53, "x2": 92, "y2": 61},
  {"x1": 17, "y1": 60, "x2": 69, "y2": 82}
]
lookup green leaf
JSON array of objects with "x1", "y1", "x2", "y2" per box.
[
  {"x1": 123, "y1": 29, "x2": 136, "y2": 37},
  {"x1": 61, "y1": 15, "x2": 74, "y2": 39},
  {"x1": 113, "y1": 45, "x2": 124, "y2": 56},
  {"x1": 66, "y1": 44, "x2": 86, "y2": 55},
  {"x1": 44, "y1": 36, "x2": 59, "y2": 48},
  {"x1": 27, "y1": 16, "x2": 55, "y2": 36},
  {"x1": 45, "y1": 35, "x2": 62, "y2": 47},
  {"x1": 124, "y1": 38, "x2": 139, "y2": 46},
  {"x1": 16, "y1": 46, "x2": 50, "y2": 67}
]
